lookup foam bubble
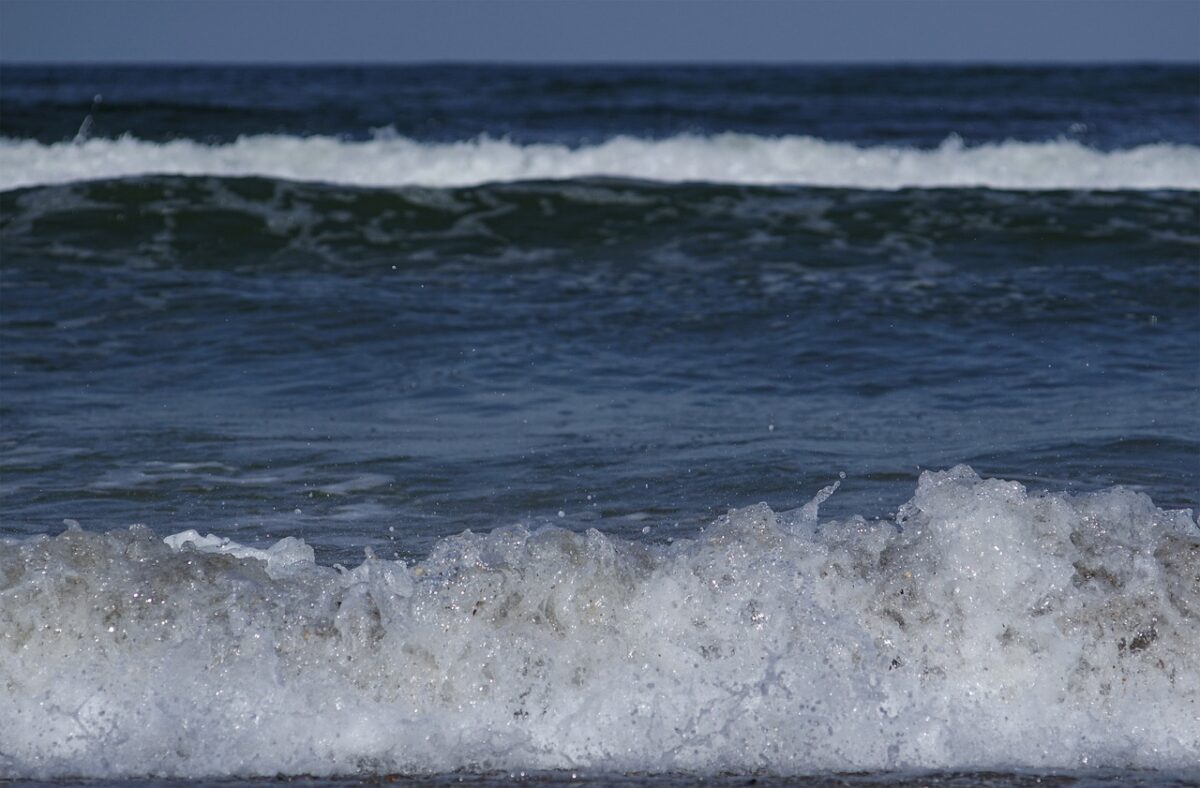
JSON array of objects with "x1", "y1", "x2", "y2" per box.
[
  {"x1": 1, "y1": 467, "x2": 1197, "y2": 778},
  {"x1": 1, "y1": 134, "x2": 1198, "y2": 192}
]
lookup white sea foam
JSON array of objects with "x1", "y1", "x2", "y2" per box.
[
  {"x1": 1, "y1": 466, "x2": 1198, "y2": 778},
  {"x1": 2, "y1": 133, "x2": 1198, "y2": 191}
]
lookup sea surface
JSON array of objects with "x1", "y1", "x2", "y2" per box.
[{"x1": 0, "y1": 65, "x2": 1198, "y2": 785}]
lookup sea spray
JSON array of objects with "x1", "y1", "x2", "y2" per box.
[{"x1": 2, "y1": 467, "x2": 1196, "y2": 778}]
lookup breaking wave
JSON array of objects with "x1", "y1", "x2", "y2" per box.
[
  {"x1": 1, "y1": 467, "x2": 1198, "y2": 778},
  {"x1": 2, "y1": 133, "x2": 1199, "y2": 191}
]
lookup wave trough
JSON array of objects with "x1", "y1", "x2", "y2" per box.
[
  {"x1": 2, "y1": 467, "x2": 1197, "y2": 778},
  {"x1": 2, "y1": 133, "x2": 1199, "y2": 191}
]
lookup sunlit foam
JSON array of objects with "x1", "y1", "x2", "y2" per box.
[{"x1": 1, "y1": 466, "x2": 1197, "y2": 778}]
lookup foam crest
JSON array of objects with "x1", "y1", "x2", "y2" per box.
[
  {"x1": 1, "y1": 467, "x2": 1197, "y2": 778},
  {"x1": 2, "y1": 134, "x2": 1198, "y2": 191}
]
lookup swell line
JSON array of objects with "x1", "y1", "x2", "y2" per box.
[{"x1": 3, "y1": 132, "x2": 1199, "y2": 191}]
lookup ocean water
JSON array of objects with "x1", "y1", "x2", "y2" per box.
[{"x1": 0, "y1": 65, "x2": 1198, "y2": 784}]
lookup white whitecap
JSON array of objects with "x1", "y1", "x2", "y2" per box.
[{"x1": 1, "y1": 133, "x2": 1198, "y2": 191}]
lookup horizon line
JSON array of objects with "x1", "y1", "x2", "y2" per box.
[{"x1": 4, "y1": 59, "x2": 1199, "y2": 67}]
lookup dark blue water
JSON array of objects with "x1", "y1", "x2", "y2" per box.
[
  {"x1": 4, "y1": 64, "x2": 1198, "y2": 148},
  {"x1": 0, "y1": 66, "x2": 1198, "y2": 781},
  {"x1": 1, "y1": 176, "x2": 1198, "y2": 560},
  {"x1": 3, "y1": 65, "x2": 1197, "y2": 559}
]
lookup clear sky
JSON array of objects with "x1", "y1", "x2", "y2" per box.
[{"x1": 1, "y1": 0, "x2": 1197, "y2": 64}]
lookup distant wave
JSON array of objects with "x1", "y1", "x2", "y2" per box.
[
  {"x1": 2, "y1": 133, "x2": 1199, "y2": 191},
  {"x1": 2, "y1": 467, "x2": 1198, "y2": 778}
]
